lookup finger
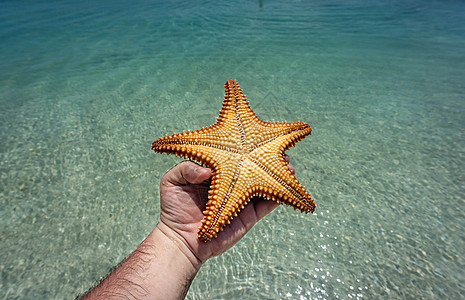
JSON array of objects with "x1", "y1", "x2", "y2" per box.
[
  {"x1": 234, "y1": 198, "x2": 278, "y2": 238},
  {"x1": 287, "y1": 164, "x2": 295, "y2": 174},
  {"x1": 162, "y1": 161, "x2": 211, "y2": 187},
  {"x1": 253, "y1": 197, "x2": 280, "y2": 221},
  {"x1": 284, "y1": 155, "x2": 295, "y2": 174}
]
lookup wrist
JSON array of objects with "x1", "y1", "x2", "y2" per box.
[
  {"x1": 153, "y1": 222, "x2": 204, "y2": 271},
  {"x1": 134, "y1": 224, "x2": 203, "y2": 299},
  {"x1": 83, "y1": 225, "x2": 203, "y2": 299}
]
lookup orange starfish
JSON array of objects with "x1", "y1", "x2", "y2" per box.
[{"x1": 152, "y1": 80, "x2": 315, "y2": 241}]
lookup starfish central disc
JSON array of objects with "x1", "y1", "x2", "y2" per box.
[{"x1": 152, "y1": 80, "x2": 315, "y2": 242}]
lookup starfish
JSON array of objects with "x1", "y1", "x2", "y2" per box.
[{"x1": 152, "y1": 80, "x2": 315, "y2": 241}]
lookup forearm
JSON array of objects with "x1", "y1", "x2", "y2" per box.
[{"x1": 83, "y1": 224, "x2": 203, "y2": 300}]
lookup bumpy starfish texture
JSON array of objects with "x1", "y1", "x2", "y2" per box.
[{"x1": 152, "y1": 80, "x2": 315, "y2": 241}]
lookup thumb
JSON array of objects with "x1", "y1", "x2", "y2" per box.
[{"x1": 161, "y1": 161, "x2": 212, "y2": 188}]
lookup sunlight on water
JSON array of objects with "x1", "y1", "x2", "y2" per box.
[{"x1": 1, "y1": 0, "x2": 464, "y2": 298}]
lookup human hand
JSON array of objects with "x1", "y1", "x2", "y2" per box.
[
  {"x1": 156, "y1": 156, "x2": 296, "y2": 265},
  {"x1": 82, "y1": 157, "x2": 296, "y2": 299}
]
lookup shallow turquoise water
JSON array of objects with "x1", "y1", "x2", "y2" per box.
[{"x1": 1, "y1": 0, "x2": 464, "y2": 298}]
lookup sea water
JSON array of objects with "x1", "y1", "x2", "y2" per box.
[{"x1": 1, "y1": 0, "x2": 464, "y2": 298}]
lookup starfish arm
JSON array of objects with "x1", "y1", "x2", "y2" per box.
[
  {"x1": 198, "y1": 158, "x2": 248, "y2": 241},
  {"x1": 247, "y1": 154, "x2": 315, "y2": 213},
  {"x1": 248, "y1": 129, "x2": 315, "y2": 212},
  {"x1": 249, "y1": 121, "x2": 311, "y2": 150},
  {"x1": 222, "y1": 80, "x2": 256, "y2": 122},
  {"x1": 152, "y1": 134, "x2": 241, "y2": 171},
  {"x1": 199, "y1": 158, "x2": 274, "y2": 241},
  {"x1": 224, "y1": 80, "x2": 312, "y2": 149},
  {"x1": 273, "y1": 123, "x2": 312, "y2": 152},
  {"x1": 198, "y1": 152, "x2": 314, "y2": 242},
  {"x1": 152, "y1": 123, "x2": 242, "y2": 156}
]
